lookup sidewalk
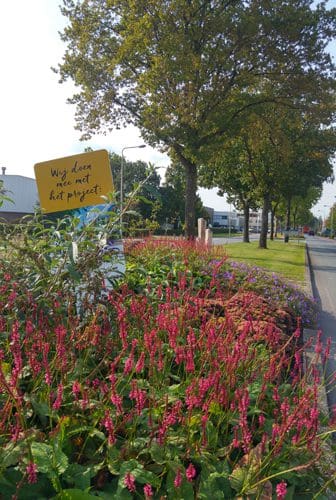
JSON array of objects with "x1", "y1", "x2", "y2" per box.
[
  {"x1": 304, "y1": 243, "x2": 330, "y2": 417},
  {"x1": 303, "y1": 243, "x2": 336, "y2": 495}
]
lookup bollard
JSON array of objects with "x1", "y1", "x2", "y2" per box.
[
  {"x1": 205, "y1": 228, "x2": 212, "y2": 246},
  {"x1": 198, "y1": 218, "x2": 206, "y2": 242}
]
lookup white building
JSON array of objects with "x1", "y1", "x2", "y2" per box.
[
  {"x1": 206, "y1": 208, "x2": 268, "y2": 232},
  {"x1": 0, "y1": 172, "x2": 39, "y2": 222},
  {"x1": 213, "y1": 210, "x2": 240, "y2": 229}
]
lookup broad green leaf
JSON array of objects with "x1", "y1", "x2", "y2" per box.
[
  {"x1": 31, "y1": 442, "x2": 68, "y2": 475},
  {"x1": 149, "y1": 442, "x2": 167, "y2": 465},
  {"x1": 118, "y1": 459, "x2": 160, "y2": 488},
  {"x1": 0, "y1": 468, "x2": 54, "y2": 498},
  {"x1": 133, "y1": 468, "x2": 160, "y2": 487},
  {"x1": 53, "y1": 488, "x2": 97, "y2": 499},
  {"x1": 199, "y1": 472, "x2": 232, "y2": 499},
  {"x1": 30, "y1": 399, "x2": 51, "y2": 426},
  {"x1": 229, "y1": 466, "x2": 245, "y2": 492},
  {"x1": 107, "y1": 446, "x2": 122, "y2": 475},
  {"x1": 0, "y1": 442, "x2": 25, "y2": 468},
  {"x1": 205, "y1": 420, "x2": 218, "y2": 449},
  {"x1": 63, "y1": 463, "x2": 96, "y2": 490}
]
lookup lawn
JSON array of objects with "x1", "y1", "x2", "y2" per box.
[{"x1": 220, "y1": 239, "x2": 306, "y2": 284}]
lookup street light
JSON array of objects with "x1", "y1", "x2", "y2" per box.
[
  {"x1": 120, "y1": 144, "x2": 146, "y2": 236},
  {"x1": 331, "y1": 196, "x2": 336, "y2": 238},
  {"x1": 323, "y1": 204, "x2": 328, "y2": 230},
  {"x1": 228, "y1": 203, "x2": 231, "y2": 239}
]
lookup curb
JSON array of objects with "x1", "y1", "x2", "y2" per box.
[
  {"x1": 303, "y1": 242, "x2": 330, "y2": 417},
  {"x1": 304, "y1": 241, "x2": 314, "y2": 298}
]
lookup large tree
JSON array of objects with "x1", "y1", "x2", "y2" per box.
[{"x1": 57, "y1": 0, "x2": 336, "y2": 238}]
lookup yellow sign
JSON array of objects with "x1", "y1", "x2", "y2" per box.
[{"x1": 34, "y1": 150, "x2": 113, "y2": 213}]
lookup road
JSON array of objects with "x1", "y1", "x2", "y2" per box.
[
  {"x1": 305, "y1": 235, "x2": 336, "y2": 416},
  {"x1": 212, "y1": 233, "x2": 261, "y2": 245}
]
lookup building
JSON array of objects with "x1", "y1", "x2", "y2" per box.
[
  {"x1": 0, "y1": 171, "x2": 39, "y2": 222},
  {"x1": 249, "y1": 211, "x2": 262, "y2": 232},
  {"x1": 205, "y1": 207, "x2": 268, "y2": 232},
  {"x1": 212, "y1": 210, "x2": 240, "y2": 229}
]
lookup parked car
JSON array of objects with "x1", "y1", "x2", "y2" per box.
[{"x1": 308, "y1": 230, "x2": 315, "y2": 236}]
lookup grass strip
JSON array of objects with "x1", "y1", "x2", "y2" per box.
[{"x1": 222, "y1": 239, "x2": 306, "y2": 283}]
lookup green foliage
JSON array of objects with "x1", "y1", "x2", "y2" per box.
[
  {"x1": 200, "y1": 106, "x2": 336, "y2": 246},
  {"x1": 0, "y1": 179, "x2": 14, "y2": 208},
  {"x1": 57, "y1": 0, "x2": 336, "y2": 237},
  {"x1": 0, "y1": 221, "x2": 330, "y2": 499},
  {"x1": 53, "y1": 489, "x2": 98, "y2": 499}
]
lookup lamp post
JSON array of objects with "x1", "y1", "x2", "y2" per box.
[
  {"x1": 120, "y1": 144, "x2": 146, "y2": 237},
  {"x1": 331, "y1": 197, "x2": 336, "y2": 238},
  {"x1": 228, "y1": 203, "x2": 231, "y2": 239},
  {"x1": 317, "y1": 209, "x2": 322, "y2": 233},
  {"x1": 323, "y1": 204, "x2": 328, "y2": 230}
]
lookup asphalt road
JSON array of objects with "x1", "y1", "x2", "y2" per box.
[
  {"x1": 305, "y1": 235, "x2": 336, "y2": 415},
  {"x1": 212, "y1": 233, "x2": 261, "y2": 245}
]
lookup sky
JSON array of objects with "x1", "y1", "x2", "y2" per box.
[{"x1": 0, "y1": 1, "x2": 335, "y2": 217}]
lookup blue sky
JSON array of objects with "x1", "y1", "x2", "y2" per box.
[{"x1": 0, "y1": 1, "x2": 335, "y2": 216}]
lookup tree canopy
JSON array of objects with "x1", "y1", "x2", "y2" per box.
[
  {"x1": 200, "y1": 104, "x2": 336, "y2": 246},
  {"x1": 57, "y1": 0, "x2": 336, "y2": 237}
]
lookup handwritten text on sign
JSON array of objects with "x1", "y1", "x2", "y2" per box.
[{"x1": 34, "y1": 150, "x2": 113, "y2": 213}]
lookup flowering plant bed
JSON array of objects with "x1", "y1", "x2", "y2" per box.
[{"x1": 0, "y1": 235, "x2": 334, "y2": 498}]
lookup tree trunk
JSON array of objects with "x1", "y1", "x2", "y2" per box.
[
  {"x1": 270, "y1": 208, "x2": 275, "y2": 240},
  {"x1": 286, "y1": 197, "x2": 291, "y2": 231},
  {"x1": 259, "y1": 194, "x2": 270, "y2": 249},
  {"x1": 173, "y1": 145, "x2": 198, "y2": 239},
  {"x1": 184, "y1": 161, "x2": 197, "y2": 239},
  {"x1": 243, "y1": 202, "x2": 250, "y2": 243},
  {"x1": 292, "y1": 207, "x2": 297, "y2": 229},
  {"x1": 270, "y1": 202, "x2": 278, "y2": 240}
]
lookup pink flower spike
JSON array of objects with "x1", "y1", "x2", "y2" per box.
[
  {"x1": 52, "y1": 383, "x2": 63, "y2": 410},
  {"x1": 174, "y1": 468, "x2": 182, "y2": 488},
  {"x1": 276, "y1": 480, "x2": 287, "y2": 500},
  {"x1": 144, "y1": 483, "x2": 153, "y2": 498},
  {"x1": 26, "y1": 462, "x2": 38, "y2": 484},
  {"x1": 124, "y1": 472, "x2": 136, "y2": 492},
  {"x1": 186, "y1": 463, "x2": 196, "y2": 482}
]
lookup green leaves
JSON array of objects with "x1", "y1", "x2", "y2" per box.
[
  {"x1": 53, "y1": 489, "x2": 98, "y2": 500},
  {"x1": 149, "y1": 441, "x2": 167, "y2": 465},
  {"x1": 118, "y1": 459, "x2": 160, "y2": 488},
  {"x1": 62, "y1": 464, "x2": 97, "y2": 490},
  {"x1": 198, "y1": 472, "x2": 232, "y2": 499},
  {"x1": 166, "y1": 467, "x2": 194, "y2": 500},
  {"x1": 0, "y1": 441, "x2": 26, "y2": 469},
  {"x1": 58, "y1": 0, "x2": 336, "y2": 237},
  {"x1": 197, "y1": 460, "x2": 233, "y2": 499},
  {"x1": 31, "y1": 442, "x2": 68, "y2": 476},
  {"x1": 0, "y1": 222, "x2": 329, "y2": 499}
]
